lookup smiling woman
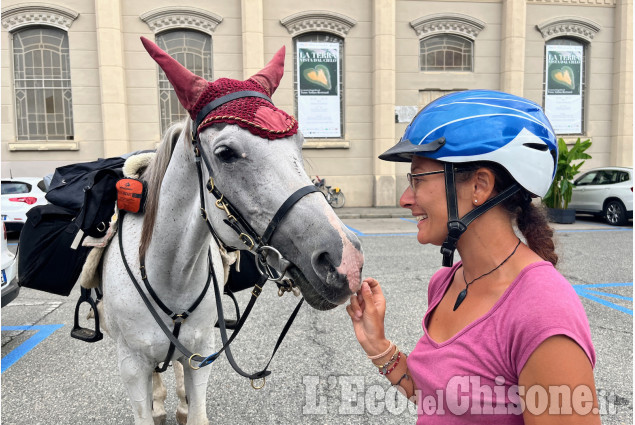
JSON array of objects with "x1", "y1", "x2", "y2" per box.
[{"x1": 347, "y1": 90, "x2": 600, "y2": 425}]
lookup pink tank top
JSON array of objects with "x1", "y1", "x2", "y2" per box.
[{"x1": 407, "y1": 261, "x2": 596, "y2": 424}]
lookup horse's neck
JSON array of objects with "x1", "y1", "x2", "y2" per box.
[{"x1": 145, "y1": 141, "x2": 214, "y2": 285}]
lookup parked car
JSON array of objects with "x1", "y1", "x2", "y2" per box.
[
  {"x1": 1, "y1": 223, "x2": 19, "y2": 307},
  {"x1": 1, "y1": 177, "x2": 48, "y2": 233},
  {"x1": 569, "y1": 166, "x2": 633, "y2": 226}
]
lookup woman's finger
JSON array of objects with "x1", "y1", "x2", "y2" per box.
[
  {"x1": 364, "y1": 278, "x2": 384, "y2": 299},
  {"x1": 360, "y1": 281, "x2": 376, "y2": 314}
]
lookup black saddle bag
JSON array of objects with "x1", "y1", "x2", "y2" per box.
[
  {"x1": 18, "y1": 204, "x2": 91, "y2": 296},
  {"x1": 18, "y1": 168, "x2": 121, "y2": 296}
]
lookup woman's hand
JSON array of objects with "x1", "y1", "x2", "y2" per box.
[{"x1": 346, "y1": 277, "x2": 390, "y2": 356}]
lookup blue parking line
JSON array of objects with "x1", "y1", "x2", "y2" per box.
[
  {"x1": 1, "y1": 324, "x2": 64, "y2": 373},
  {"x1": 400, "y1": 217, "x2": 418, "y2": 224},
  {"x1": 573, "y1": 283, "x2": 633, "y2": 316},
  {"x1": 581, "y1": 289, "x2": 632, "y2": 301},
  {"x1": 577, "y1": 282, "x2": 632, "y2": 288},
  {"x1": 345, "y1": 225, "x2": 364, "y2": 236},
  {"x1": 345, "y1": 225, "x2": 417, "y2": 237}
]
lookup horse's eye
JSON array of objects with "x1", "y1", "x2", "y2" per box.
[{"x1": 213, "y1": 146, "x2": 238, "y2": 162}]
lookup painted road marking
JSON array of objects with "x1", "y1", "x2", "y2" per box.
[
  {"x1": 1, "y1": 324, "x2": 64, "y2": 373},
  {"x1": 574, "y1": 283, "x2": 632, "y2": 315}
]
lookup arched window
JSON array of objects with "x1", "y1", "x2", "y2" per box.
[
  {"x1": 156, "y1": 30, "x2": 212, "y2": 133},
  {"x1": 293, "y1": 32, "x2": 344, "y2": 139},
  {"x1": 420, "y1": 34, "x2": 473, "y2": 71},
  {"x1": 12, "y1": 27, "x2": 74, "y2": 141},
  {"x1": 543, "y1": 37, "x2": 587, "y2": 135}
]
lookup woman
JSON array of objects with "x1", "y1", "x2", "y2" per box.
[{"x1": 347, "y1": 90, "x2": 599, "y2": 424}]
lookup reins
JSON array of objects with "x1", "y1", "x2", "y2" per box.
[{"x1": 118, "y1": 91, "x2": 320, "y2": 388}]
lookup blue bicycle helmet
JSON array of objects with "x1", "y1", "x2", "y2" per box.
[{"x1": 380, "y1": 90, "x2": 558, "y2": 266}]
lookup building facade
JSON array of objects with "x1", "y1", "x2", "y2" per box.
[{"x1": 1, "y1": 0, "x2": 632, "y2": 206}]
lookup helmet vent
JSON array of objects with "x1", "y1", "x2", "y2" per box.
[{"x1": 523, "y1": 142, "x2": 549, "y2": 152}]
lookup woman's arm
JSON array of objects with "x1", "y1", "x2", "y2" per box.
[
  {"x1": 346, "y1": 278, "x2": 418, "y2": 400},
  {"x1": 519, "y1": 335, "x2": 600, "y2": 425}
]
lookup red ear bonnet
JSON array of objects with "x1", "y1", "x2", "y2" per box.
[{"x1": 141, "y1": 37, "x2": 297, "y2": 139}]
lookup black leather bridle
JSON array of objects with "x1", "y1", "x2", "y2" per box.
[{"x1": 118, "y1": 91, "x2": 320, "y2": 388}]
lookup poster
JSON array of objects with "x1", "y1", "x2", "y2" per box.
[
  {"x1": 297, "y1": 42, "x2": 341, "y2": 138},
  {"x1": 544, "y1": 45, "x2": 583, "y2": 134}
]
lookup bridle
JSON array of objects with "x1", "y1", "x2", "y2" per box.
[
  {"x1": 190, "y1": 90, "x2": 320, "y2": 288},
  {"x1": 118, "y1": 90, "x2": 320, "y2": 388}
]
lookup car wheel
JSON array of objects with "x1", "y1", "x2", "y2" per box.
[{"x1": 604, "y1": 200, "x2": 627, "y2": 226}]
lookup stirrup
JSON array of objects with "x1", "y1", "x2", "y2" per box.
[
  {"x1": 71, "y1": 287, "x2": 104, "y2": 343},
  {"x1": 214, "y1": 290, "x2": 241, "y2": 330}
]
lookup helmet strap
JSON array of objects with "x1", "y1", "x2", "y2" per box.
[{"x1": 440, "y1": 162, "x2": 522, "y2": 267}]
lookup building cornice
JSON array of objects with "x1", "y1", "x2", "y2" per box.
[
  {"x1": 410, "y1": 13, "x2": 485, "y2": 40},
  {"x1": 140, "y1": 7, "x2": 223, "y2": 35},
  {"x1": 536, "y1": 16, "x2": 601, "y2": 42},
  {"x1": 280, "y1": 10, "x2": 357, "y2": 38},
  {"x1": 1, "y1": 2, "x2": 79, "y2": 32}
]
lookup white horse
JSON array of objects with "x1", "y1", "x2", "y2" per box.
[{"x1": 99, "y1": 40, "x2": 364, "y2": 425}]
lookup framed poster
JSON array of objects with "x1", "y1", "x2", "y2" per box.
[
  {"x1": 297, "y1": 42, "x2": 341, "y2": 138},
  {"x1": 544, "y1": 44, "x2": 583, "y2": 134}
]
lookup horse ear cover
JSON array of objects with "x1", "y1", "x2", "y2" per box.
[{"x1": 140, "y1": 37, "x2": 297, "y2": 140}]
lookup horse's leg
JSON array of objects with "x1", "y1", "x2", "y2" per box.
[
  {"x1": 152, "y1": 372, "x2": 167, "y2": 425},
  {"x1": 117, "y1": 340, "x2": 155, "y2": 425},
  {"x1": 178, "y1": 359, "x2": 211, "y2": 425},
  {"x1": 174, "y1": 361, "x2": 188, "y2": 425}
]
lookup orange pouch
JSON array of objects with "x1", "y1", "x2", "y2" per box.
[{"x1": 116, "y1": 178, "x2": 147, "y2": 214}]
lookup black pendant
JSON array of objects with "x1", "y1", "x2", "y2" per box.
[{"x1": 453, "y1": 288, "x2": 467, "y2": 311}]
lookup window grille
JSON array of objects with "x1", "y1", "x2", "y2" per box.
[
  {"x1": 12, "y1": 27, "x2": 74, "y2": 141},
  {"x1": 156, "y1": 30, "x2": 212, "y2": 133},
  {"x1": 420, "y1": 34, "x2": 473, "y2": 72}
]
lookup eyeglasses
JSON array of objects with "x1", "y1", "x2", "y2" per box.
[{"x1": 406, "y1": 170, "x2": 445, "y2": 190}]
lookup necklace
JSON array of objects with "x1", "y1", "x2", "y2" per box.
[{"x1": 453, "y1": 238, "x2": 522, "y2": 311}]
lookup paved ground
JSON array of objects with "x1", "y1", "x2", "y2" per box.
[{"x1": 1, "y1": 212, "x2": 632, "y2": 424}]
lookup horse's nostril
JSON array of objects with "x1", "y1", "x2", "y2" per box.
[{"x1": 311, "y1": 251, "x2": 338, "y2": 282}]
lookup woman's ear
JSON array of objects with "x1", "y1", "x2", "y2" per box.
[{"x1": 472, "y1": 168, "x2": 496, "y2": 205}]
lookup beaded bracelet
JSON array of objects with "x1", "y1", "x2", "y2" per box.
[
  {"x1": 379, "y1": 352, "x2": 401, "y2": 375},
  {"x1": 367, "y1": 341, "x2": 395, "y2": 360},
  {"x1": 374, "y1": 346, "x2": 399, "y2": 370}
]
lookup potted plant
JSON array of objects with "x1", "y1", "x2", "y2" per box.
[{"x1": 542, "y1": 137, "x2": 592, "y2": 224}]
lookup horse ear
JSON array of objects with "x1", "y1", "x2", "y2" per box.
[
  {"x1": 249, "y1": 46, "x2": 285, "y2": 96},
  {"x1": 140, "y1": 36, "x2": 208, "y2": 113}
]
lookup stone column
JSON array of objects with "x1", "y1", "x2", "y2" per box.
[
  {"x1": 373, "y1": 0, "x2": 396, "y2": 206},
  {"x1": 611, "y1": 0, "x2": 633, "y2": 167},
  {"x1": 95, "y1": 0, "x2": 129, "y2": 156},
  {"x1": 241, "y1": 0, "x2": 264, "y2": 79},
  {"x1": 500, "y1": 0, "x2": 526, "y2": 95}
]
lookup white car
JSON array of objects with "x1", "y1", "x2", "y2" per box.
[
  {"x1": 1, "y1": 223, "x2": 19, "y2": 307},
  {"x1": 570, "y1": 166, "x2": 633, "y2": 226},
  {"x1": 1, "y1": 177, "x2": 48, "y2": 232}
]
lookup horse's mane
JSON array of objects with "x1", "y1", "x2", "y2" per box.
[{"x1": 138, "y1": 120, "x2": 187, "y2": 260}]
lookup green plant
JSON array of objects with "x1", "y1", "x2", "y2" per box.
[{"x1": 542, "y1": 137, "x2": 592, "y2": 209}]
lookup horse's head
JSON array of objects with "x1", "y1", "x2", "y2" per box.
[{"x1": 142, "y1": 37, "x2": 363, "y2": 310}]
